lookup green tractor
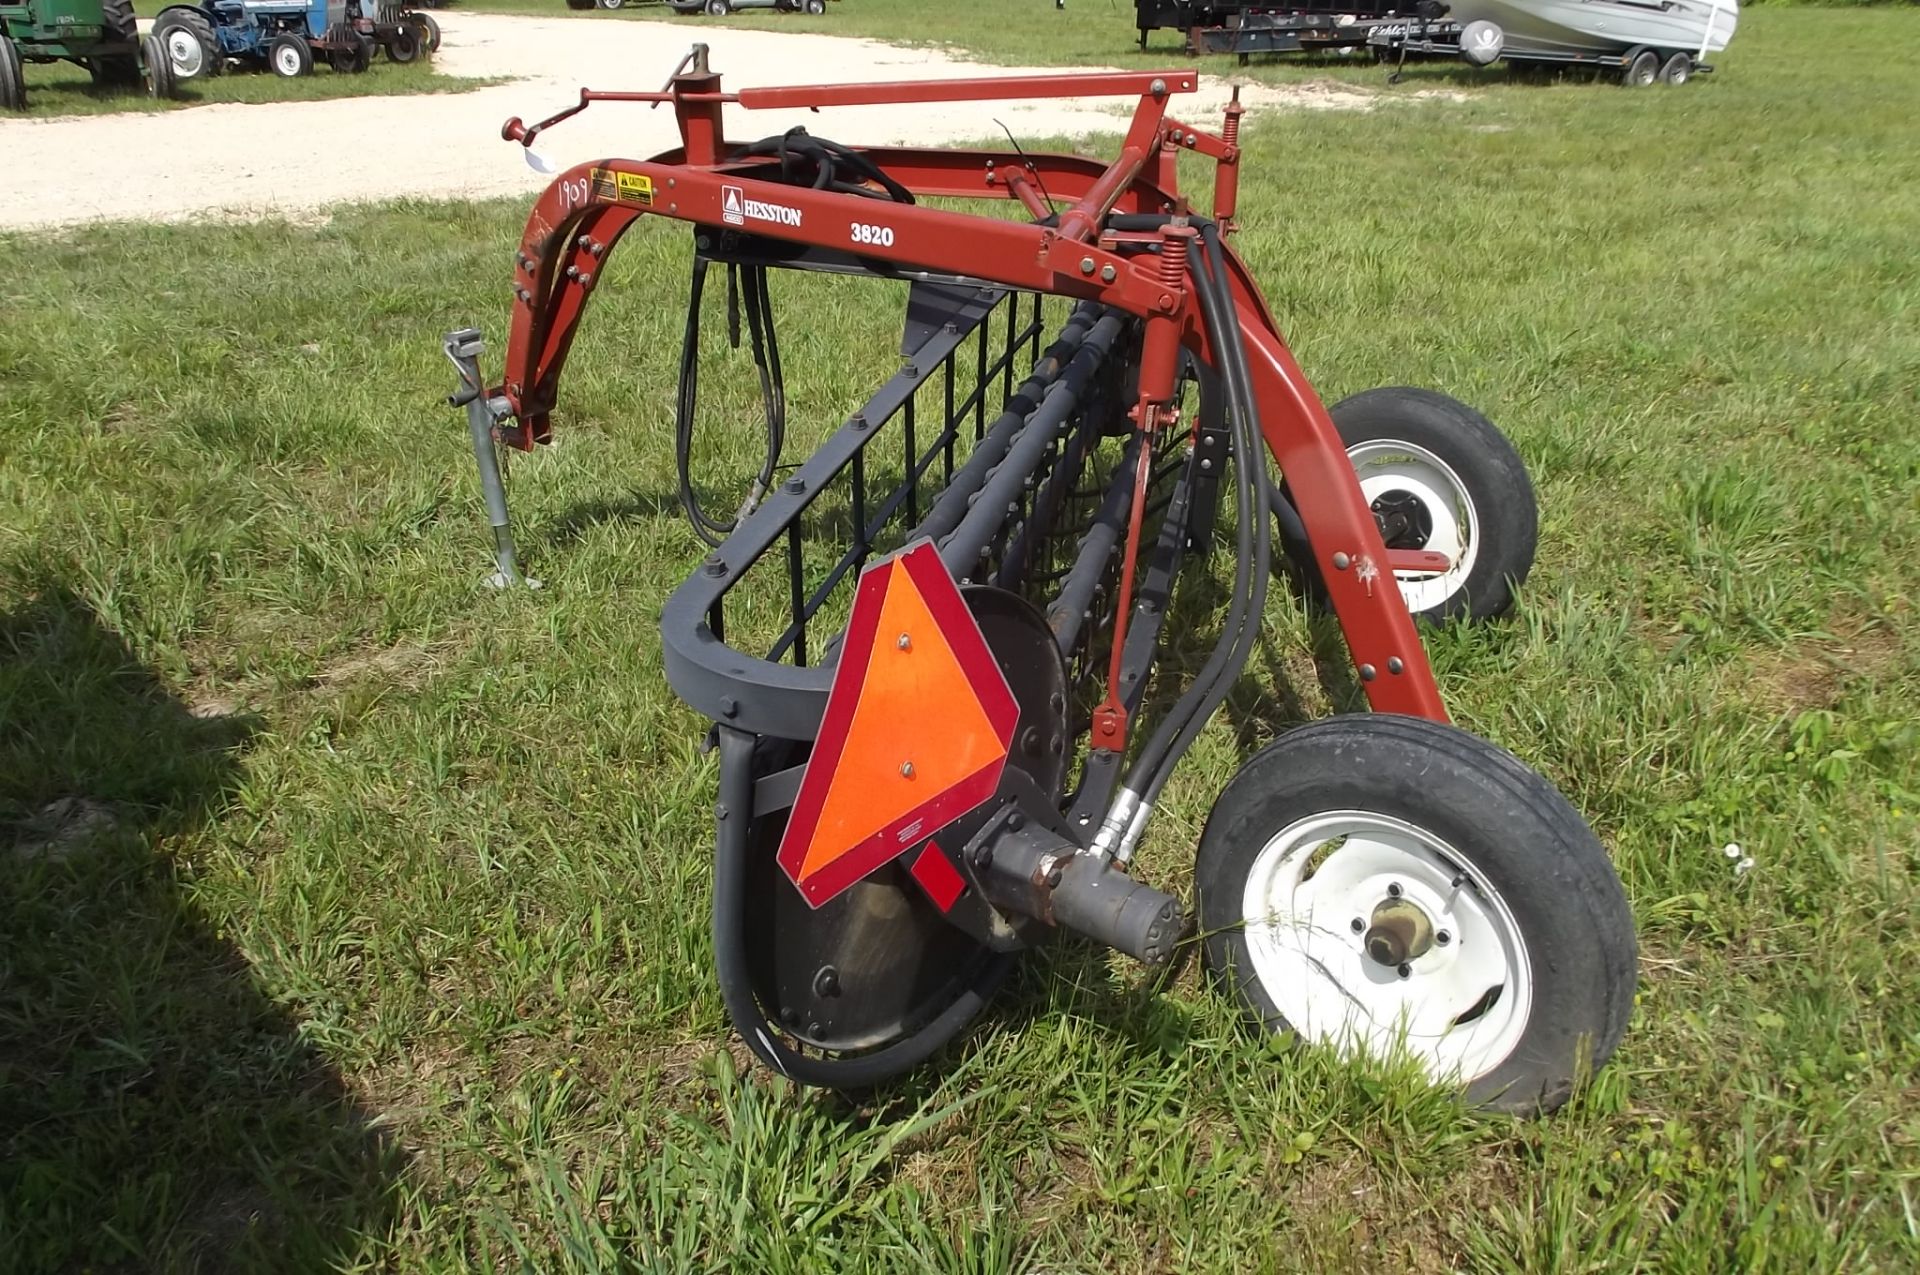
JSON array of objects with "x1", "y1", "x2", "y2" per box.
[{"x1": 0, "y1": 0, "x2": 185, "y2": 110}]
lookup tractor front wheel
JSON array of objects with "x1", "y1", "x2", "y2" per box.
[
  {"x1": 268, "y1": 34, "x2": 312, "y2": 78},
  {"x1": 408, "y1": 12, "x2": 441, "y2": 53},
  {"x1": 143, "y1": 33, "x2": 183, "y2": 100},
  {"x1": 0, "y1": 36, "x2": 25, "y2": 112},
  {"x1": 326, "y1": 29, "x2": 372, "y2": 74},
  {"x1": 154, "y1": 9, "x2": 221, "y2": 81},
  {"x1": 384, "y1": 25, "x2": 421, "y2": 63}
]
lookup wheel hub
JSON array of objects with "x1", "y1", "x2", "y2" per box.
[
  {"x1": 1363, "y1": 896, "x2": 1434, "y2": 969},
  {"x1": 166, "y1": 30, "x2": 202, "y2": 75},
  {"x1": 1369, "y1": 488, "x2": 1433, "y2": 550}
]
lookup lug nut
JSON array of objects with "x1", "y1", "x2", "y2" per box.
[
  {"x1": 1436, "y1": 931, "x2": 1452, "y2": 946},
  {"x1": 1387, "y1": 882, "x2": 1403, "y2": 898},
  {"x1": 1351, "y1": 917, "x2": 1365, "y2": 933},
  {"x1": 1397, "y1": 964, "x2": 1411, "y2": 979}
]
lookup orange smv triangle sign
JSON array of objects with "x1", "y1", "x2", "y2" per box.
[{"x1": 777, "y1": 540, "x2": 1018, "y2": 909}]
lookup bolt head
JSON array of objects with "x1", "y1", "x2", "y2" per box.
[
  {"x1": 1079, "y1": 257, "x2": 1096, "y2": 275},
  {"x1": 1387, "y1": 882, "x2": 1403, "y2": 898},
  {"x1": 1437, "y1": 931, "x2": 1452, "y2": 946},
  {"x1": 1387, "y1": 657, "x2": 1404, "y2": 675},
  {"x1": 897, "y1": 633, "x2": 911, "y2": 650},
  {"x1": 1100, "y1": 264, "x2": 1117, "y2": 283},
  {"x1": 1332, "y1": 551, "x2": 1352, "y2": 570},
  {"x1": 1397, "y1": 964, "x2": 1411, "y2": 979},
  {"x1": 900, "y1": 762, "x2": 914, "y2": 778},
  {"x1": 1359, "y1": 663, "x2": 1377, "y2": 682},
  {"x1": 1351, "y1": 917, "x2": 1365, "y2": 933}
]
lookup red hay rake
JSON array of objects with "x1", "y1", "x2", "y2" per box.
[{"x1": 445, "y1": 47, "x2": 1636, "y2": 1113}]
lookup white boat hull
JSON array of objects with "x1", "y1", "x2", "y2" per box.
[{"x1": 1447, "y1": 0, "x2": 1739, "y2": 57}]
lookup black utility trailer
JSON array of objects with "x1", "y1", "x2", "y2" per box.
[{"x1": 1135, "y1": 0, "x2": 1450, "y2": 60}]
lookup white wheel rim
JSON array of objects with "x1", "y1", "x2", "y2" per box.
[
  {"x1": 1239, "y1": 810, "x2": 1533, "y2": 1085},
  {"x1": 1346, "y1": 438, "x2": 1479, "y2": 614},
  {"x1": 275, "y1": 45, "x2": 300, "y2": 75},
  {"x1": 166, "y1": 30, "x2": 203, "y2": 76}
]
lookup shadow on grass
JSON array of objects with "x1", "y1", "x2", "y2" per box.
[
  {"x1": 0, "y1": 588, "x2": 401, "y2": 1271},
  {"x1": 15, "y1": 77, "x2": 208, "y2": 109}
]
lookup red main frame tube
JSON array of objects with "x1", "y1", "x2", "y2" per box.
[{"x1": 493, "y1": 69, "x2": 1448, "y2": 723}]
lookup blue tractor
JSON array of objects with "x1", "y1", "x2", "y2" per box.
[{"x1": 151, "y1": 0, "x2": 382, "y2": 79}]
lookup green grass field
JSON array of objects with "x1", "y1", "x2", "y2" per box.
[{"x1": 3, "y1": 5, "x2": 1917, "y2": 1271}]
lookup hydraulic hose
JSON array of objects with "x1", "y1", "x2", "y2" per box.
[
  {"x1": 1106, "y1": 219, "x2": 1271, "y2": 850},
  {"x1": 675, "y1": 257, "x2": 787, "y2": 547},
  {"x1": 1132, "y1": 224, "x2": 1272, "y2": 810}
]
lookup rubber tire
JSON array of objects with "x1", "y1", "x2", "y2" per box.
[
  {"x1": 597, "y1": 0, "x2": 624, "y2": 8},
  {"x1": 409, "y1": 12, "x2": 441, "y2": 52},
  {"x1": 92, "y1": 0, "x2": 143, "y2": 87},
  {"x1": 384, "y1": 25, "x2": 420, "y2": 63},
  {"x1": 1623, "y1": 48, "x2": 1659, "y2": 87},
  {"x1": 327, "y1": 30, "x2": 369, "y2": 74},
  {"x1": 1195, "y1": 715, "x2": 1637, "y2": 1115},
  {"x1": 0, "y1": 37, "x2": 25, "y2": 113},
  {"x1": 143, "y1": 33, "x2": 181, "y2": 100},
  {"x1": 153, "y1": 9, "x2": 221, "y2": 81},
  {"x1": 706, "y1": 0, "x2": 731, "y2": 14},
  {"x1": 268, "y1": 34, "x2": 312, "y2": 78},
  {"x1": 1297, "y1": 387, "x2": 1538, "y2": 624},
  {"x1": 565, "y1": 0, "x2": 595, "y2": 8},
  {"x1": 1659, "y1": 51, "x2": 1692, "y2": 86},
  {"x1": 805, "y1": 0, "x2": 827, "y2": 12}
]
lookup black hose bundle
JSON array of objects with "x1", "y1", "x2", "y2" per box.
[
  {"x1": 1115, "y1": 219, "x2": 1273, "y2": 828},
  {"x1": 673, "y1": 129, "x2": 917, "y2": 547},
  {"x1": 675, "y1": 256, "x2": 786, "y2": 547},
  {"x1": 733, "y1": 127, "x2": 917, "y2": 205}
]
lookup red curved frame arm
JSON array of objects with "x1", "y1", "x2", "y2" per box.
[{"x1": 490, "y1": 66, "x2": 1448, "y2": 723}]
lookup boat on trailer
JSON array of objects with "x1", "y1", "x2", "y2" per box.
[
  {"x1": 1372, "y1": 0, "x2": 1738, "y2": 84},
  {"x1": 1445, "y1": 0, "x2": 1737, "y2": 60}
]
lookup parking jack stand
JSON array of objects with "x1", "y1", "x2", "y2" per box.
[{"x1": 443, "y1": 328, "x2": 538, "y2": 590}]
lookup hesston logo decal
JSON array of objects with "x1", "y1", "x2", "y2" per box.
[{"x1": 720, "y1": 183, "x2": 803, "y2": 229}]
